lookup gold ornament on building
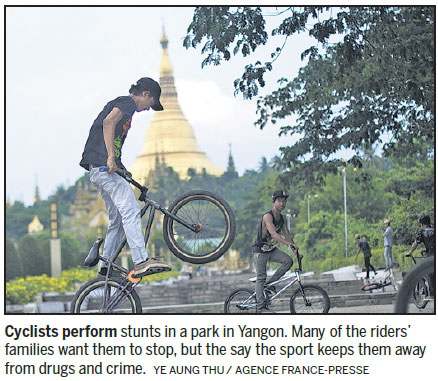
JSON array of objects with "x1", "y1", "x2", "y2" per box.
[{"x1": 28, "y1": 215, "x2": 44, "y2": 234}]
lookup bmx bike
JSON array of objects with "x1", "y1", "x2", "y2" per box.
[
  {"x1": 70, "y1": 168, "x2": 235, "y2": 313},
  {"x1": 360, "y1": 272, "x2": 395, "y2": 292},
  {"x1": 403, "y1": 253, "x2": 431, "y2": 309},
  {"x1": 224, "y1": 255, "x2": 330, "y2": 314},
  {"x1": 395, "y1": 255, "x2": 434, "y2": 313}
]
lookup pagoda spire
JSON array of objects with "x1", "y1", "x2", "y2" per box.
[
  {"x1": 129, "y1": 28, "x2": 223, "y2": 183},
  {"x1": 34, "y1": 175, "x2": 41, "y2": 204}
]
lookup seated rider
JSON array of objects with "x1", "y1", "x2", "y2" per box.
[
  {"x1": 406, "y1": 215, "x2": 435, "y2": 258},
  {"x1": 252, "y1": 190, "x2": 300, "y2": 313},
  {"x1": 406, "y1": 215, "x2": 435, "y2": 297}
]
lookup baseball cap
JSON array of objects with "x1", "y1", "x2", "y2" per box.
[
  {"x1": 136, "y1": 77, "x2": 164, "y2": 111},
  {"x1": 272, "y1": 190, "x2": 289, "y2": 201}
]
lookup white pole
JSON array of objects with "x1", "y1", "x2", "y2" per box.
[{"x1": 343, "y1": 168, "x2": 348, "y2": 257}]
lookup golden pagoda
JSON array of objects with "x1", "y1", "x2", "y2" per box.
[
  {"x1": 129, "y1": 28, "x2": 223, "y2": 183},
  {"x1": 28, "y1": 215, "x2": 44, "y2": 234}
]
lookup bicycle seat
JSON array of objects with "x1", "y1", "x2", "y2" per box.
[{"x1": 84, "y1": 238, "x2": 104, "y2": 267}]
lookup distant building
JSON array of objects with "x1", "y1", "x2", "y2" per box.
[{"x1": 28, "y1": 215, "x2": 43, "y2": 234}]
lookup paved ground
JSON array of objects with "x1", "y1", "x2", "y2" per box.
[{"x1": 330, "y1": 302, "x2": 435, "y2": 314}]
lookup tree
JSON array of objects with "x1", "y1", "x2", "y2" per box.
[
  {"x1": 185, "y1": 7, "x2": 434, "y2": 186},
  {"x1": 6, "y1": 237, "x2": 23, "y2": 281},
  {"x1": 18, "y1": 235, "x2": 48, "y2": 276}
]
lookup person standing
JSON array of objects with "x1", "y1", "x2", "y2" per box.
[
  {"x1": 80, "y1": 77, "x2": 171, "y2": 278},
  {"x1": 380, "y1": 219, "x2": 394, "y2": 271},
  {"x1": 354, "y1": 234, "x2": 377, "y2": 279},
  {"x1": 252, "y1": 190, "x2": 300, "y2": 313}
]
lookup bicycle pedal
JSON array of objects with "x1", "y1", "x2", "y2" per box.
[{"x1": 127, "y1": 270, "x2": 142, "y2": 284}]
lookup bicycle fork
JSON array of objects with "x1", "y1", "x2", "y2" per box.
[{"x1": 295, "y1": 272, "x2": 312, "y2": 307}]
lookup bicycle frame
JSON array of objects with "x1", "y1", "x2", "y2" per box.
[
  {"x1": 239, "y1": 258, "x2": 305, "y2": 309},
  {"x1": 265, "y1": 271, "x2": 301, "y2": 302},
  {"x1": 94, "y1": 169, "x2": 201, "y2": 312}
]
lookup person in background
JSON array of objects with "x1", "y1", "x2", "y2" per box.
[
  {"x1": 354, "y1": 234, "x2": 377, "y2": 279},
  {"x1": 379, "y1": 219, "x2": 394, "y2": 271}
]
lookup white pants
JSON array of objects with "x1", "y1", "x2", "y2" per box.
[{"x1": 89, "y1": 168, "x2": 148, "y2": 265}]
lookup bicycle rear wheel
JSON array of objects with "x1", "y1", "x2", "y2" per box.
[
  {"x1": 289, "y1": 285, "x2": 330, "y2": 313},
  {"x1": 163, "y1": 190, "x2": 235, "y2": 264},
  {"x1": 224, "y1": 288, "x2": 256, "y2": 313},
  {"x1": 70, "y1": 278, "x2": 142, "y2": 314}
]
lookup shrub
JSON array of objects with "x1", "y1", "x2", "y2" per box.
[{"x1": 5, "y1": 267, "x2": 181, "y2": 305}]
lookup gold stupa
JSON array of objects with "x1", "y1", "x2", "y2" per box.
[{"x1": 129, "y1": 29, "x2": 223, "y2": 184}]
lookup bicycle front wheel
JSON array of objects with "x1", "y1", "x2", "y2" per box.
[
  {"x1": 163, "y1": 190, "x2": 236, "y2": 264},
  {"x1": 395, "y1": 256, "x2": 434, "y2": 313},
  {"x1": 224, "y1": 288, "x2": 256, "y2": 314},
  {"x1": 290, "y1": 285, "x2": 330, "y2": 313},
  {"x1": 70, "y1": 278, "x2": 142, "y2": 314},
  {"x1": 412, "y1": 278, "x2": 429, "y2": 309}
]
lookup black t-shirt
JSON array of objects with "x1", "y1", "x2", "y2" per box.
[
  {"x1": 358, "y1": 239, "x2": 372, "y2": 258},
  {"x1": 416, "y1": 227, "x2": 435, "y2": 256},
  {"x1": 80, "y1": 96, "x2": 137, "y2": 170},
  {"x1": 253, "y1": 210, "x2": 284, "y2": 252}
]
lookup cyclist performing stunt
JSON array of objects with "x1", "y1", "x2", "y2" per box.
[
  {"x1": 252, "y1": 190, "x2": 300, "y2": 313},
  {"x1": 79, "y1": 77, "x2": 171, "y2": 279}
]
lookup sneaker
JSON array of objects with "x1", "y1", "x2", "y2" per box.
[
  {"x1": 256, "y1": 307, "x2": 276, "y2": 314},
  {"x1": 133, "y1": 258, "x2": 171, "y2": 278}
]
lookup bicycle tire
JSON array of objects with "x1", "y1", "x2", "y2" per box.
[
  {"x1": 224, "y1": 288, "x2": 256, "y2": 314},
  {"x1": 163, "y1": 190, "x2": 236, "y2": 264},
  {"x1": 412, "y1": 278, "x2": 429, "y2": 309},
  {"x1": 70, "y1": 277, "x2": 142, "y2": 314},
  {"x1": 395, "y1": 256, "x2": 434, "y2": 313},
  {"x1": 289, "y1": 285, "x2": 330, "y2": 313},
  {"x1": 361, "y1": 282, "x2": 381, "y2": 292}
]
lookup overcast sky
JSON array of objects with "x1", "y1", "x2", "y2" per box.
[{"x1": 5, "y1": 6, "x2": 320, "y2": 205}]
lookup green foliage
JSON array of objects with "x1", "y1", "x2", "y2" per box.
[
  {"x1": 5, "y1": 267, "x2": 182, "y2": 305},
  {"x1": 6, "y1": 201, "x2": 34, "y2": 240},
  {"x1": 6, "y1": 238, "x2": 23, "y2": 281},
  {"x1": 18, "y1": 235, "x2": 48, "y2": 276},
  {"x1": 185, "y1": 6, "x2": 434, "y2": 186},
  {"x1": 387, "y1": 191, "x2": 434, "y2": 246}
]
